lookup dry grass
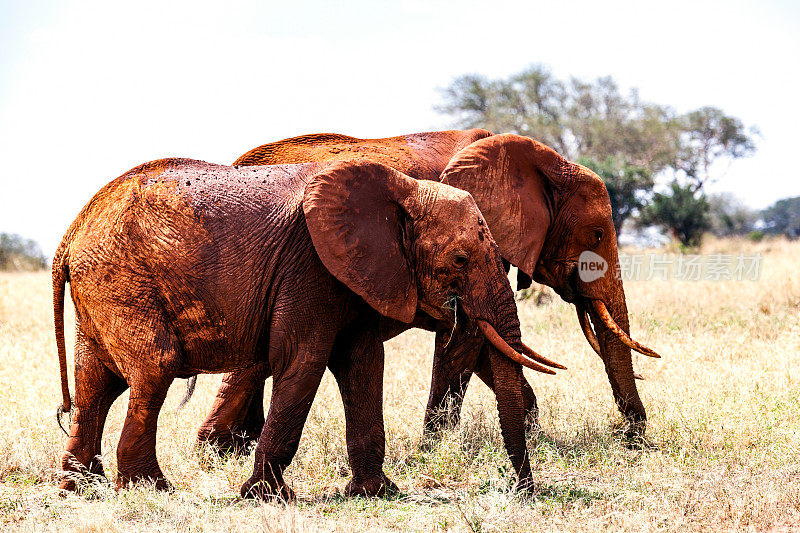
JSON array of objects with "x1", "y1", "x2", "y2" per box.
[{"x1": 1, "y1": 237, "x2": 799, "y2": 531}]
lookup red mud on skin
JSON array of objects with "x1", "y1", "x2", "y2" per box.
[
  {"x1": 54, "y1": 155, "x2": 532, "y2": 496},
  {"x1": 207, "y1": 128, "x2": 657, "y2": 459}
]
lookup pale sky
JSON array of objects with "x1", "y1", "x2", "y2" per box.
[{"x1": 1, "y1": 0, "x2": 798, "y2": 254}]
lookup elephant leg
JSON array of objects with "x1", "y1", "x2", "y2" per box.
[
  {"x1": 60, "y1": 327, "x2": 128, "y2": 491},
  {"x1": 197, "y1": 362, "x2": 270, "y2": 454},
  {"x1": 423, "y1": 327, "x2": 483, "y2": 435},
  {"x1": 328, "y1": 322, "x2": 396, "y2": 497},
  {"x1": 116, "y1": 373, "x2": 174, "y2": 490},
  {"x1": 474, "y1": 345, "x2": 540, "y2": 433},
  {"x1": 115, "y1": 324, "x2": 179, "y2": 490},
  {"x1": 241, "y1": 329, "x2": 332, "y2": 501},
  {"x1": 483, "y1": 346, "x2": 534, "y2": 490}
]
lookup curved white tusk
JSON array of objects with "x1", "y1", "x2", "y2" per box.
[
  {"x1": 519, "y1": 342, "x2": 567, "y2": 370},
  {"x1": 590, "y1": 300, "x2": 662, "y2": 359},
  {"x1": 576, "y1": 303, "x2": 601, "y2": 356},
  {"x1": 476, "y1": 320, "x2": 557, "y2": 375}
]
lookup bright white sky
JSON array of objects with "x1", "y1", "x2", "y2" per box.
[{"x1": 1, "y1": 0, "x2": 798, "y2": 254}]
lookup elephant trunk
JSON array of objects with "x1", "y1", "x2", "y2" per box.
[
  {"x1": 586, "y1": 287, "x2": 648, "y2": 438},
  {"x1": 478, "y1": 276, "x2": 535, "y2": 485},
  {"x1": 458, "y1": 253, "x2": 564, "y2": 486}
]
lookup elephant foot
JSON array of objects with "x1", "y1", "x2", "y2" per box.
[
  {"x1": 240, "y1": 476, "x2": 295, "y2": 502},
  {"x1": 115, "y1": 470, "x2": 172, "y2": 491},
  {"x1": 624, "y1": 431, "x2": 653, "y2": 450},
  {"x1": 513, "y1": 475, "x2": 540, "y2": 495},
  {"x1": 58, "y1": 452, "x2": 108, "y2": 493},
  {"x1": 344, "y1": 473, "x2": 398, "y2": 498},
  {"x1": 614, "y1": 418, "x2": 648, "y2": 448},
  {"x1": 58, "y1": 472, "x2": 109, "y2": 493},
  {"x1": 197, "y1": 427, "x2": 259, "y2": 456},
  {"x1": 58, "y1": 478, "x2": 76, "y2": 492}
]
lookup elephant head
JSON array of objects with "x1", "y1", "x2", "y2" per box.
[{"x1": 440, "y1": 134, "x2": 661, "y2": 437}]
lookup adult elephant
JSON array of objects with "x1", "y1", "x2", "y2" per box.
[
  {"x1": 196, "y1": 130, "x2": 661, "y2": 452},
  {"x1": 53, "y1": 158, "x2": 559, "y2": 497}
]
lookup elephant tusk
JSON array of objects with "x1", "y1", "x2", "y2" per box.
[
  {"x1": 590, "y1": 300, "x2": 662, "y2": 359},
  {"x1": 579, "y1": 302, "x2": 646, "y2": 380},
  {"x1": 520, "y1": 342, "x2": 567, "y2": 369},
  {"x1": 576, "y1": 303, "x2": 601, "y2": 356},
  {"x1": 476, "y1": 320, "x2": 557, "y2": 375}
]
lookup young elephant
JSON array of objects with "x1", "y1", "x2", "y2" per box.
[{"x1": 53, "y1": 158, "x2": 559, "y2": 498}]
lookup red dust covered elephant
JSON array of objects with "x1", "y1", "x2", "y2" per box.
[
  {"x1": 195, "y1": 130, "x2": 662, "y2": 454},
  {"x1": 53, "y1": 158, "x2": 560, "y2": 497}
]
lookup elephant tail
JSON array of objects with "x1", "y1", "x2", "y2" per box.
[
  {"x1": 175, "y1": 376, "x2": 197, "y2": 411},
  {"x1": 52, "y1": 240, "x2": 72, "y2": 430}
]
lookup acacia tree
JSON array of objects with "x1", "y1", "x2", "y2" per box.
[
  {"x1": 437, "y1": 65, "x2": 679, "y2": 168},
  {"x1": 436, "y1": 66, "x2": 570, "y2": 154},
  {"x1": 674, "y1": 106, "x2": 758, "y2": 192},
  {"x1": 436, "y1": 66, "x2": 757, "y2": 247}
]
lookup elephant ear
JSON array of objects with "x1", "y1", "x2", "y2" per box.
[
  {"x1": 303, "y1": 161, "x2": 421, "y2": 323},
  {"x1": 439, "y1": 133, "x2": 581, "y2": 275}
]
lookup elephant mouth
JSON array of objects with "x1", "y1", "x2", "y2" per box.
[
  {"x1": 419, "y1": 300, "x2": 453, "y2": 323},
  {"x1": 551, "y1": 264, "x2": 580, "y2": 303}
]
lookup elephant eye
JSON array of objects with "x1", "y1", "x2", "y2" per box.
[
  {"x1": 453, "y1": 251, "x2": 469, "y2": 269},
  {"x1": 592, "y1": 229, "x2": 604, "y2": 245}
]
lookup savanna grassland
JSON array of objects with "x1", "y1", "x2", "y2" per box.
[{"x1": 0, "y1": 238, "x2": 798, "y2": 531}]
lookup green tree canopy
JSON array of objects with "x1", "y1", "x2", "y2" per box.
[
  {"x1": 674, "y1": 106, "x2": 758, "y2": 191},
  {"x1": 578, "y1": 157, "x2": 653, "y2": 236},
  {"x1": 437, "y1": 65, "x2": 681, "y2": 171},
  {"x1": 639, "y1": 182, "x2": 711, "y2": 248}
]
